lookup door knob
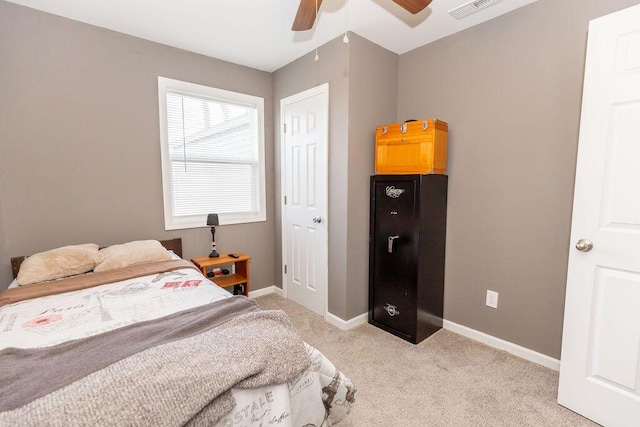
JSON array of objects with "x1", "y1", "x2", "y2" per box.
[
  {"x1": 575, "y1": 239, "x2": 593, "y2": 252},
  {"x1": 312, "y1": 216, "x2": 323, "y2": 224}
]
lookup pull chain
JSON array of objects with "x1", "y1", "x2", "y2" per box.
[
  {"x1": 314, "y1": 0, "x2": 320, "y2": 61},
  {"x1": 343, "y1": 0, "x2": 349, "y2": 43}
]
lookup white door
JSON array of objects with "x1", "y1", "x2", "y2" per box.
[
  {"x1": 558, "y1": 4, "x2": 640, "y2": 426},
  {"x1": 280, "y1": 84, "x2": 329, "y2": 317}
]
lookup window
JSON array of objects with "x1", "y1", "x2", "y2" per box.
[{"x1": 158, "y1": 77, "x2": 266, "y2": 230}]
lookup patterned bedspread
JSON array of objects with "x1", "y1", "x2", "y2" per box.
[{"x1": 0, "y1": 265, "x2": 355, "y2": 426}]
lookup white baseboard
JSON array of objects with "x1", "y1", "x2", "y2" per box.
[
  {"x1": 247, "y1": 288, "x2": 559, "y2": 370},
  {"x1": 248, "y1": 289, "x2": 558, "y2": 370},
  {"x1": 326, "y1": 311, "x2": 368, "y2": 330},
  {"x1": 248, "y1": 285, "x2": 283, "y2": 299},
  {"x1": 443, "y1": 320, "x2": 560, "y2": 371},
  {"x1": 250, "y1": 287, "x2": 367, "y2": 330}
]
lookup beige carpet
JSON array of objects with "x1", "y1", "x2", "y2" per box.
[{"x1": 254, "y1": 293, "x2": 597, "y2": 427}]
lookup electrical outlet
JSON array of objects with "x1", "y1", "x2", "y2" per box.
[{"x1": 486, "y1": 290, "x2": 499, "y2": 309}]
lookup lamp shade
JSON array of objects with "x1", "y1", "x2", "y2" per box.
[{"x1": 207, "y1": 213, "x2": 219, "y2": 226}]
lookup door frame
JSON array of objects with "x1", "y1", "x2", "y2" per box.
[{"x1": 279, "y1": 83, "x2": 329, "y2": 315}]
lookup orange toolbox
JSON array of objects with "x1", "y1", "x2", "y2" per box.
[{"x1": 375, "y1": 119, "x2": 448, "y2": 175}]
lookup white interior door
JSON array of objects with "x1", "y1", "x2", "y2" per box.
[
  {"x1": 280, "y1": 84, "x2": 329, "y2": 317},
  {"x1": 558, "y1": 4, "x2": 640, "y2": 426}
]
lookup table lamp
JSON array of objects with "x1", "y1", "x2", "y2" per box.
[{"x1": 207, "y1": 213, "x2": 219, "y2": 258}]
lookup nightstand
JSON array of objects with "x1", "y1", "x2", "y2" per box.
[{"x1": 191, "y1": 253, "x2": 251, "y2": 296}]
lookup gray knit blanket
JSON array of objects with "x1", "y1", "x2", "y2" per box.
[{"x1": 0, "y1": 296, "x2": 311, "y2": 426}]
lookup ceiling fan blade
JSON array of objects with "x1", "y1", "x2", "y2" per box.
[
  {"x1": 292, "y1": 0, "x2": 324, "y2": 31},
  {"x1": 392, "y1": 0, "x2": 433, "y2": 14}
]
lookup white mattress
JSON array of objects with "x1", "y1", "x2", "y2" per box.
[{"x1": 0, "y1": 267, "x2": 231, "y2": 350}]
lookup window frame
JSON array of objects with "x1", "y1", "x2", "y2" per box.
[{"x1": 158, "y1": 76, "x2": 266, "y2": 230}]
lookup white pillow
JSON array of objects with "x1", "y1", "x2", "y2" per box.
[
  {"x1": 94, "y1": 240, "x2": 172, "y2": 272},
  {"x1": 16, "y1": 243, "x2": 103, "y2": 286}
]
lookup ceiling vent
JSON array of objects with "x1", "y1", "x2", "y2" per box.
[{"x1": 448, "y1": 0, "x2": 503, "y2": 20}]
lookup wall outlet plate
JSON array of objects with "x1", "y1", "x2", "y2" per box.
[{"x1": 486, "y1": 290, "x2": 499, "y2": 309}]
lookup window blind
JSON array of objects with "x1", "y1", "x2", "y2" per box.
[{"x1": 165, "y1": 91, "x2": 259, "y2": 218}]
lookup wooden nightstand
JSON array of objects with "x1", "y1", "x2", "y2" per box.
[{"x1": 191, "y1": 253, "x2": 251, "y2": 296}]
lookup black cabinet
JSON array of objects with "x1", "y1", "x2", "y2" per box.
[{"x1": 369, "y1": 174, "x2": 447, "y2": 344}]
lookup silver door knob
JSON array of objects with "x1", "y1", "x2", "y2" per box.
[
  {"x1": 312, "y1": 216, "x2": 323, "y2": 224},
  {"x1": 575, "y1": 239, "x2": 593, "y2": 252}
]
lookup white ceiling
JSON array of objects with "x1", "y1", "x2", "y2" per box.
[{"x1": 6, "y1": 0, "x2": 540, "y2": 72}]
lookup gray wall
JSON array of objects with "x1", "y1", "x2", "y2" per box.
[
  {"x1": 4, "y1": 0, "x2": 639, "y2": 359},
  {"x1": 398, "y1": 0, "x2": 640, "y2": 358},
  {"x1": 273, "y1": 34, "x2": 397, "y2": 319},
  {"x1": 273, "y1": 37, "x2": 351, "y2": 319},
  {"x1": 346, "y1": 34, "x2": 398, "y2": 319},
  {"x1": 0, "y1": 1, "x2": 275, "y2": 290}
]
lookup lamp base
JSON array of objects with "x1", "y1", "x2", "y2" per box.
[{"x1": 209, "y1": 249, "x2": 220, "y2": 258}]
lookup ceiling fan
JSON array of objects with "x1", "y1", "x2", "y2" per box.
[{"x1": 292, "y1": 0, "x2": 434, "y2": 31}]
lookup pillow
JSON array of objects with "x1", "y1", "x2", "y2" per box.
[
  {"x1": 16, "y1": 243, "x2": 103, "y2": 286},
  {"x1": 94, "y1": 240, "x2": 172, "y2": 272}
]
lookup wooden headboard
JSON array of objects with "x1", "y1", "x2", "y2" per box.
[{"x1": 10, "y1": 238, "x2": 183, "y2": 279}]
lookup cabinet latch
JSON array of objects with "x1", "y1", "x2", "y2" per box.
[{"x1": 384, "y1": 303, "x2": 400, "y2": 317}]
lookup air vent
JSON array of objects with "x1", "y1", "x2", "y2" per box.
[{"x1": 448, "y1": 0, "x2": 503, "y2": 20}]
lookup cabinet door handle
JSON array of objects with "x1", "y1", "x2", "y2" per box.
[{"x1": 388, "y1": 235, "x2": 400, "y2": 253}]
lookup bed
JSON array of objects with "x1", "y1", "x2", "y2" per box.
[{"x1": 0, "y1": 238, "x2": 355, "y2": 426}]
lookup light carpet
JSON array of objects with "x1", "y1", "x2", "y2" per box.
[{"x1": 254, "y1": 293, "x2": 597, "y2": 427}]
